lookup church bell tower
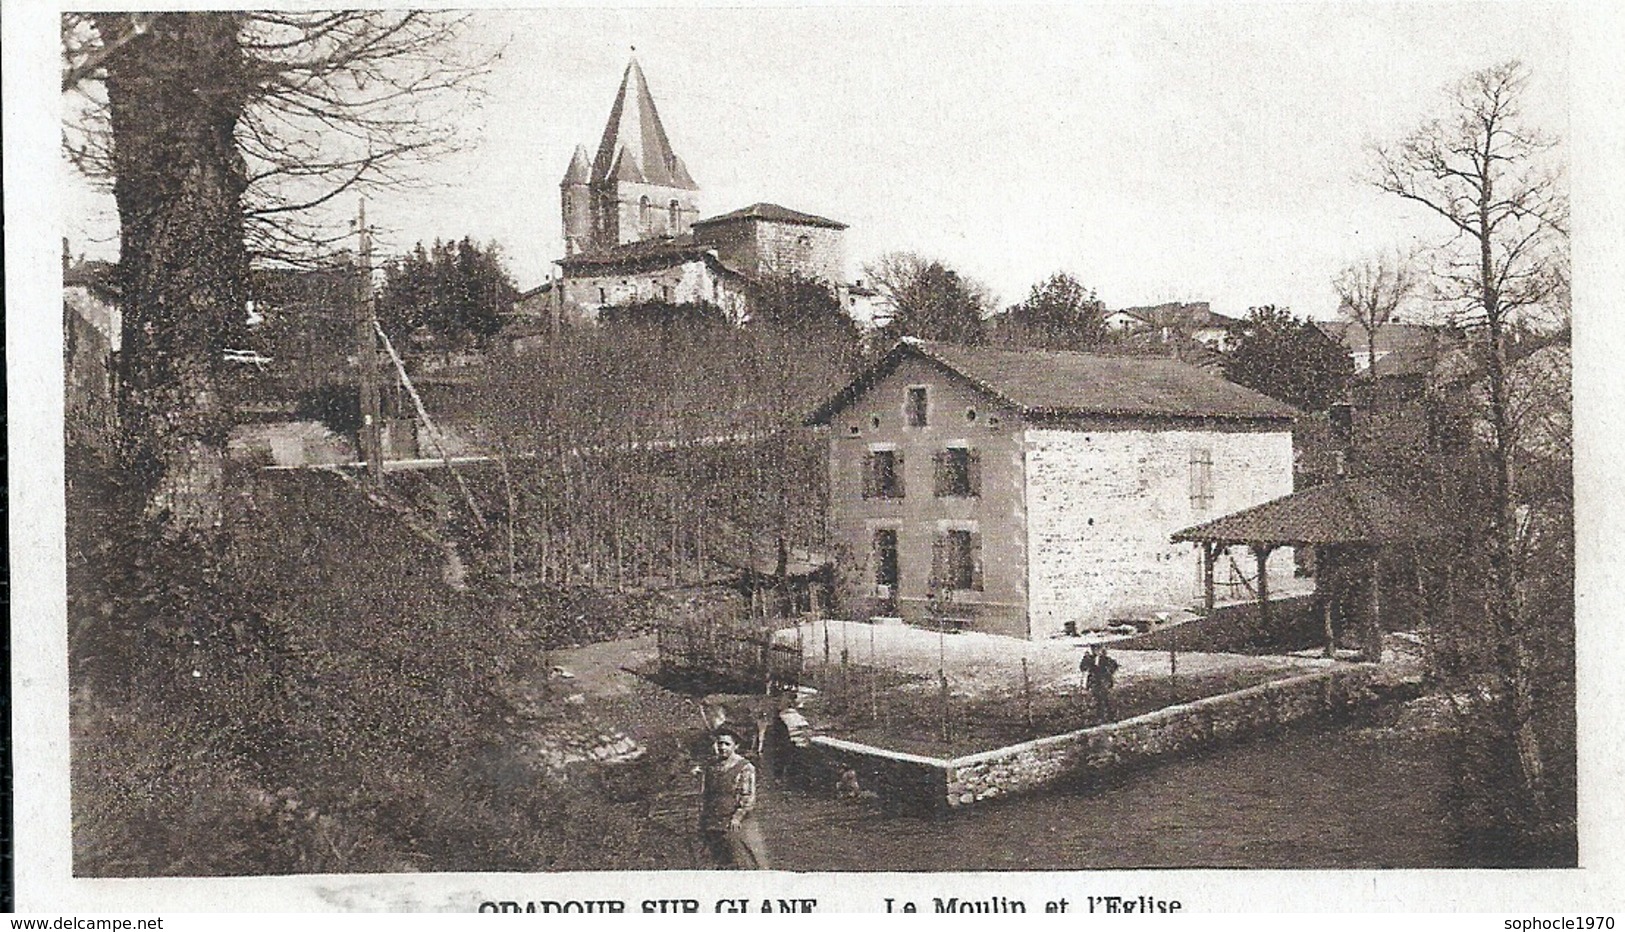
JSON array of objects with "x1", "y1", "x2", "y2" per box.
[{"x1": 560, "y1": 57, "x2": 700, "y2": 254}]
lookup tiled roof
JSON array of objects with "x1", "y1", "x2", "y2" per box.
[
  {"x1": 590, "y1": 59, "x2": 698, "y2": 190},
  {"x1": 806, "y1": 339, "x2": 1299, "y2": 424},
  {"x1": 1170, "y1": 476, "x2": 1441, "y2": 546},
  {"x1": 1116, "y1": 302, "x2": 1235, "y2": 331},
  {"x1": 557, "y1": 236, "x2": 712, "y2": 269},
  {"x1": 693, "y1": 202, "x2": 847, "y2": 230}
]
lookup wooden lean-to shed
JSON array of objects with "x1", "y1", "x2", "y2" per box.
[{"x1": 1171, "y1": 476, "x2": 1443, "y2": 660}]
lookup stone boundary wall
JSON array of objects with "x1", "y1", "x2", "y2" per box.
[{"x1": 793, "y1": 664, "x2": 1380, "y2": 811}]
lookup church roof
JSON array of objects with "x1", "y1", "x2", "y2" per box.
[
  {"x1": 694, "y1": 202, "x2": 847, "y2": 230},
  {"x1": 558, "y1": 236, "x2": 712, "y2": 269},
  {"x1": 806, "y1": 339, "x2": 1299, "y2": 425},
  {"x1": 560, "y1": 144, "x2": 591, "y2": 186},
  {"x1": 556, "y1": 237, "x2": 752, "y2": 283},
  {"x1": 591, "y1": 58, "x2": 698, "y2": 190}
]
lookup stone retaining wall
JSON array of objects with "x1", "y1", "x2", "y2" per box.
[{"x1": 793, "y1": 664, "x2": 1381, "y2": 811}]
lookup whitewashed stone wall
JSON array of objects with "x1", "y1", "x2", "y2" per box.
[
  {"x1": 1024, "y1": 424, "x2": 1294, "y2": 636},
  {"x1": 561, "y1": 258, "x2": 749, "y2": 323}
]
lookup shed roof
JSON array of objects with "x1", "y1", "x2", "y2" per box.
[
  {"x1": 806, "y1": 339, "x2": 1299, "y2": 425},
  {"x1": 1170, "y1": 476, "x2": 1442, "y2": 546}
]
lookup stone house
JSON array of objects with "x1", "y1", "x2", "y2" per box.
[
  {"x1": 1110, "y1": 302, "x2": 1239, "y2": 352},
  {"x1": 806, "y1": 339, "x2": 1300, "y2": 639}
]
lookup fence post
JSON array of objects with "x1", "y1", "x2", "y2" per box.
[
  {"x1": 869, "y1": 623, "x2": 878, "y2": 722},
  {"x1": 1022, "y1": 656, "x2": 1032, "y2": 730},
  {"x1": 939, "y1": 670, "x2": 951, "y2": 745}
]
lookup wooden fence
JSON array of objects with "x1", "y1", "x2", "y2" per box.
[{"x1": 656, "y1": 604, "x2": 803, "y2": 691}]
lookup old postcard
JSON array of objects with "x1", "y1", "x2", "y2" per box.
[{"x1": 9, "y1": 0, "x2": 1624, "y2": 915}]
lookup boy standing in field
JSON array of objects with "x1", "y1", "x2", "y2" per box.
[{"x1": 697, "y1": 730, "x2": 770, "y2": 869}]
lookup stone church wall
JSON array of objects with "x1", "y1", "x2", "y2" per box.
[
  {"x1": 696, "y1": 219, "x2": 845, "y2": 284},
  {"x1": 753, "y1": 221, "x2": 844, "y2": 285}
]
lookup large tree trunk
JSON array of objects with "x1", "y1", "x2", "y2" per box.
[{"x1": 97, "y1": 13, "x2": 249, "y2": 539}]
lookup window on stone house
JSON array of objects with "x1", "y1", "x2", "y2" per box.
[
  {"x1": 639, "y1": 196, "x2": 651, "y2": 225},
  {"x1": 872, "y1": 528, "x2": 899, "y2": 593},
  {"x1": 1189, "y1": 447, "x2": 1214, "y2": 511},
  {"x1": 907, "y1": 386, "x2": 929, "y2": 427},
  {"x1": 669, "y1": 200, "x2": 680, "y2": 230},
  {"x1": 598, "y1": 286, "x2": 607, "y2": 304},
  {"x1": 862, "y1": 449, "x2": 904, "y2": 499},
  {"x1": 933, "y1": 528, "x2": 982, "y2": 592},
  {"x1": 934, "y1": 445, "x2": 981, "y2": 497}
]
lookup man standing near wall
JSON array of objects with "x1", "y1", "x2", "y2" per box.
[{"x1": 1081, "y1": 644, "x2": 1120, "y2": 724}]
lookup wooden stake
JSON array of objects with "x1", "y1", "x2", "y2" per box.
[{"x1": 1022, "y1": 657, "x2": 1032, "y2": 729}]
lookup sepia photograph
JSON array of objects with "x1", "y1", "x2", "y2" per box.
[{"x1": 11, "y1": 0, "x2": 1621, "y2": 912}]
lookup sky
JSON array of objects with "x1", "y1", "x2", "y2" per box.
[{"x1": 61, "y1": 3, "x2": 1572, "y2": 321}]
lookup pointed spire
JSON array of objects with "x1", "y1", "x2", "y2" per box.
[
  {"x1": 590, "y1": 58, "x2": 697, "y2": 190},
  {"x1": 560, "y1": 144, "x2": 591, "y2": 186}
]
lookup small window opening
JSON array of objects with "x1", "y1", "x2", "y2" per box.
[{"x1": 907, "y1": 386, "x2": 928, "y2": 427}]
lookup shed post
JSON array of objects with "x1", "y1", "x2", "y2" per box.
[
  {"x1": 1253, "y1": 544, "x2": 1273, "y2": 631},
  {"x1": 1202, "y1": 542, "x2": 1218, "y2": 615},
  {"x1": 1366, "y1": 548, "x2": 1384, "y2": 663}
]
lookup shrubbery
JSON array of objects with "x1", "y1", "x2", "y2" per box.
[{"x1": 68, "y1": 462, "x2": 680, "y2": 875}]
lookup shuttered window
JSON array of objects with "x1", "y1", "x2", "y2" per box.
[
  {"x1": 1189, "y1": 447, "x2": 1214, "y2": 512},
  {"x1": 934, "y1": 446, "x2": 981, "y2": 497},
  {"x1": 907, "y1": 386, "x2": 929, "y2": 427},
  {"x1": 933, "y1": 528, "x2": 983, "y2": 592},
  {"x1": 863, "y1": 449, "x2": 904, "y2": 499}
]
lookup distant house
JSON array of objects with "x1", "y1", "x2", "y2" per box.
[
  {"x1": 1111, "y1": 302, "x2": 1239, "y2": 351},
  {"x1": 806, "y1": 339, "x2": 1300, "y2": 638},
  {"x1": 1317, "y1": 319, "x2": 1462, "y2": 379}
]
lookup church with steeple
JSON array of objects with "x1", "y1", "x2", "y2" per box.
[
  {"x1": 548, "y1": 58, "x2": 866, "y2": 325},
  {"x1": 560, "y1": 59, "x2": 700, "y2": 255}
]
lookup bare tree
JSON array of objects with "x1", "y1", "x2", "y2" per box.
[
  {"x1": 64, "y1": 12, "x2": 489, "y2": 537},
  {"x1": 66, "y1": 12, "x2": 491, "y2": 264},
  {"x1": 1370, "y1": 60, "x2": 1568, "y2": 828},
  {"x1": 1333, "y1": 252, "x2": 1417, "y2": 377}
]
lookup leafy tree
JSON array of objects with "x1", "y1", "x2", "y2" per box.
[
  {"x1": 863, "y1": 252, "x2": 992, "y2": 344},
  {"x1": 1222, "y1": 305, "x2": 1352, "y2": 412},
  {"x1": 990, "y1": 272, "x2": 1107, "y2": 350},
  {"x1": 377, "y1": 238, "x2": 519, "y2": 346},
  {"x1": 748, "y1": 273, "x2": 858, "y2": 342}
]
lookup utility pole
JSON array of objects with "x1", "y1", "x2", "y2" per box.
[{"x1": 356, "y1": 198, "x2": 384, "y2": 485}]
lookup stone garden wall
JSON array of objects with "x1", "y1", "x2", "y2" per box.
[{"x1": 793, "y1": 664, "x2": 1381, "y2": 811}]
